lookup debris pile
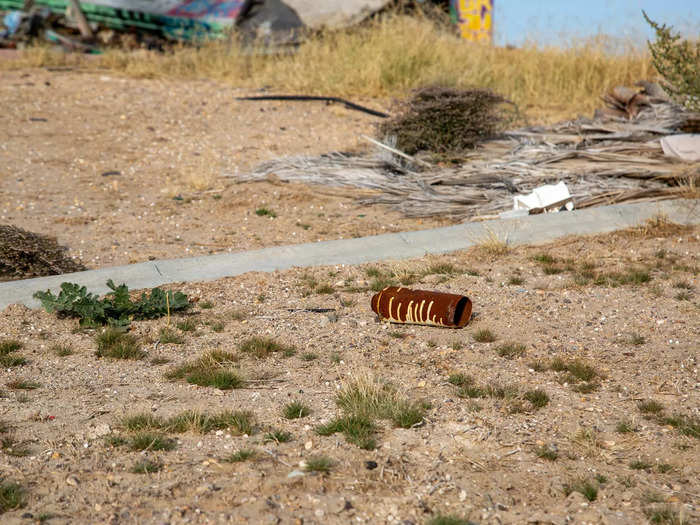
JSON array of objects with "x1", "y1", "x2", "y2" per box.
[
  {"x1": 378, "y1": 86, "x2": 515, "y2": 157},
  {"x1": 235, "y1": 82, "x2": 699, "y2": 220},
  {"x1": 0, "y1": 224, "x2": 87, "y2": 282}
]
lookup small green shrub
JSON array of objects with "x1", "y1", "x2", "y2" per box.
[
  {"x1": 304, "y1": 456, "x2": 335, "y2": 473},
  {"x1": 283, "y1": 401, "x2": 311, "y2": 420}
]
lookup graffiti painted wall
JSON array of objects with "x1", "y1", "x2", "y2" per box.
[{"x1": 451, "y1": 0, "x2": 493, "y2": 43}]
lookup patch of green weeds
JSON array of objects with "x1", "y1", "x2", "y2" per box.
[
  {"x1": 226, "y1": 448, "x2": 256, "y2": 462},
  {"x1": 629, "y1": 333, "x2": 646, "y2": 345},
  {"x1": 210, "y1": 321, "x2": 225, "y2": 333},
  {"x1": 315, "y1": 284, "x2": 335, "y2": 294},
  {"x1": 166, "y1": 410, "x2": 254, "y2": 435},
  {"x1": 616, "y1": 420, "x2": 637, "y2": 433},
  {"x1": 33, "y1": 280, "x2": 189, "y2": 327},
  {"x1": 0, "y1": 340, "x2": 26, "y2": 367},
  {"x1": 673, "y1": 280, "x2": 693, "y2": 290},
  {"x1": 571, "y1": 382, "x2": 599, "y2": 394},
  {"x1": 121, "y1": 413, "x2": 164, "y2": 432},
  {"x1": 659, "y1": 414, "x2": 699, "y2": 438},
  {"x1": 508, "y1": 276, "x2": 524, "y2": 285},
  {"x1": 389, "y1": 331, "x2": 408, "y2": 339},
  {"x1": 427, "y1": 516, "x2": 476, "y2": 525},
  {"x1": 496, "y1": 342, "x2": 526, "y2": 359},
  {"x1": 304, "y1": 455, "x2": 335, "y2": 473},
  {"x1": 473, "y1": 328, "x2": 496, "y2": 343},
  {"x1": 527, "y1": 360, "x2": 547, "y2": 372},
  {"x1": 255, "y1": 207, "x2": 276, "y2": 217},
  {"x1": 301, "y1": 352, "x2": 318, "y2": 361},
  {"x1": 130, "y1": 459, "x2": 162, "y2": 474},
  {"x1": 330, "y1": 352, "x2": 342, "y2": 364},
  {"x1": 165, "y1": 350, "x2": 243, "y2": 390},
  {"x1": 656, "y1": 463, "x2": 673, "y2": 473},
  {"x1": 176, "y1": 318, "x2": 197, "y2": 332},
  {"x1": 51, "y1": 343, "x2": 74, "y2": 356},
  {"x1": 95, "y1": 328, "x2": 145, "y2": 360},
  {"x1": 563, "y1": 478, "x2": 598, "y2": 501},
  {"x1": 638, "y1": 400, "x2": 665, "y2": 416},
  {"x1": 6, "y1": 379, "x2": 40, "y2": 390},
  {"x1": 283, "y1": 401, "x2": 311, "y2": 420},
  {"x1": 426, "y1": 263, "x2": 459, "y2": 275},
  {"x1": 630, "y1": 460, "x2": 653, "y2": 470},
  {"x1": 316, "y1": 415, "x2": 377, "y2": 450},
  {"x1": 0, "y1": 480, "x2": 25, "y2": 513},
  {"x1": 450, "y1": 341, "x2": 464, "y2": 350},
  {"x1": 200, "y1": 301, "x2": 214, "y2": 309},
  {"x1": 543, "y1": 265, "x2": 564, "y2": 275},
  {"x1": 129, "y1": 432, "x2": 176, "y2": 452},
  {"x1": 448, "y1": 373, "x2": 473, "y2": 387},
  {"x1": 645, "y1": 505, "x2": 682, "y2": 524},
  {"x1": 159, "y1": 327, "x2": 183, "y2": 344},
  {"x1": 150, "y1": 357, "x2": 171, "y2": 365},
  {"x1": 264, "y1": 429, "x2": 293, "y2": 444},
  {"x1": 230, "y1": 310, "x2": 246, "y2": 321},
  {"x1": 524, "y1": 389, "x2": 549, "y2": 408},
  {"x1": 239, "y1": 337, "x2": 295, "y2": 359},
  {"x1": 296, "y1": 222, "x2": 311, "y2": 230},
  {"x1": 532, "y1": 254, "x2": 556, "y2": 264},
  {"x1": 0, "y1": 340, "x2": 22, "y2": 354},
  {"x1": 535, "y1": 445, "x2": 558, "y2": 461}
]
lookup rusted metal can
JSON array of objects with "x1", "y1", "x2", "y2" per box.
[{"x1": 370, "y1": 286, "x2": 472, "y2": 328}]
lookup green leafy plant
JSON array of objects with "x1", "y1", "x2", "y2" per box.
[
  {"x1": 33, "y1": 280, "x2": 189, "y2": 327},
  {"x1": 644, "y1": 11, "x2": 700, "y2": 111}
]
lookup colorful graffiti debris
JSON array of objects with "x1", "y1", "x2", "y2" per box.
[{"x1": 451, "y1": 0, "x2": 493, "y2": 43}]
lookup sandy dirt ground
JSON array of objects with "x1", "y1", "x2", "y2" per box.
[
  {"x1": 1, "y1": 69, "x2": 450, "y2": 271},
  {"x1": 0, "y1": 223, "x2": 698, "y2": 524}
]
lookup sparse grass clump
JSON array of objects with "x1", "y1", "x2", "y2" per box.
[
  {"x1": 225, "y1": 448, "x2": 256, "y2": 462},
  {"x1": 0, "y1": 340, "x2": 22, "y2": 354},
  {"x1": 127, "y1": 432, "x2": 176, "y2": 452},
  {"x1": 304, "y1": 455, "x2": 335, "y2": 473},
  {"x1": 629, "y1": 333, "x2": 646, "y2": 346},
  {"x1": 255, "y1": 207, "x2": 276, "y2": 218},
  {"x1": 166, "y1": 410, "x2": 254, "y2": 435},
  {"x1": 0, "y1": 481, "x2": 25, "y2": 513},
  {"x1": 630, "y1": 460, "x2": 653, "y2": 470},
  {"x1": 616, "y1": 420, "x2": 637, "y2": 433},
  {"x1": 645, "y1": 505, "x2": 683, "y2": 525},
  {"x1": 316, "y1": 415, "x2": 377, "y2": 450},
  {"x1": 176, "y1": 318, "x2": 197, "y2": 332},
  {"x1": 158, "y1": 327, "x2": 183, "y2": 344},
  {"x1": 638, "y1": 400, "x2": 665, "y2": 416},
  {"x1": 473, "y1": 328, "x2": 496, "y2": 343},
  {"x1": 238, "y1": 337, "x2": 295, "y2": 358},
  {"x1": 283, "y1": 401, "x2": 311, "y2": 420},
  {"x1": 496, "y1": 342, "x2": 526, "y2": 359},
  {"x1": 564, "y1": 478, "x2": 598, "y2": 501},
  {"x1": 535, "y1": 445, "x2": 559, "y2": 461},
  {"x1": 0, "y1": 339, "x2": 26, "y2": 367},
  {"x1": 51, "y1": 343, "x2": 74, "y2": 356},
  {"x1": 448, "y1": 373, "x2": 473, "y2": 387},
  {"x1": 425, "y1": 262, "x2": 459, "y2": 275},
  {"x1": 131, "y1": 459, "x2": 162, "y2": 474},
  {"x1": 427, "y1": 516, "x2": 476, "y2": 525},
  {"x1": 660, "y1": 414, "x2": 699, "y2": 438},
  {"x1": 121, "y1": 413, "x2": 164, "y2": 432},
  {"x1": 301, "y1": 352, "x2": 318, "y2": 361},
  {"x1": 165, "y1": 350, "x2": 243, "y2": 390},
  {"x1": 508, "y1": 276, "x2": 524, "y2": 285},
  {"x1": 549, "y1": 358, "x2": 601, "y2": 391},
  {"x1": 524, "y1": 389, "x2": 550, "y2": 409},
  {"x1": 6, "y1": 379, "x2": 40, "y2": 390},
  {"x1": 95, "y1": 328, "x2": 146, "y2": 360},
  {"x1": 264, "y1": 429, "x2": 293, "y2": 444}
]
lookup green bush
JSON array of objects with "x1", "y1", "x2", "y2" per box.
[{"x1": 644, "y1": 11, "x2": 700, "y2": 111}]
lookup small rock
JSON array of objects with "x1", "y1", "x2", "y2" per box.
[
  {"x1": 65, "y1": 475, "x2": 79, "y2": 487},
  {"x1": 304, "y1": 440, "x2": 313, "y2": 450},
  {"x1": 365, "y1": 460, "x2": 378, "y2": 470},
  {"x1": 287, "y1": 470, "x2": 305, "y2": 478}
]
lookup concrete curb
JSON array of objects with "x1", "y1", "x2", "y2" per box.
[{"x1": 2, "y1": 199, "x2": 698, "y2": 310}]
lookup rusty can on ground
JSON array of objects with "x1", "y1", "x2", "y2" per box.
[{"x1": 370, "y1": 286, "x2": 472, "y2": 328}]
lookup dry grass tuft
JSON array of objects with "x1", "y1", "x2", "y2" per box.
[{"x1": 1, "y1": 17, "x2": 652, "y2": 117}]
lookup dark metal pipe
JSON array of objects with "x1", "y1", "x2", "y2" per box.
[{"x1": 370, "y1": 286, "x2": 472, "y2": 328}]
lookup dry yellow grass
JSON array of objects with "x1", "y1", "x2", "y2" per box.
[{"x1": 2, "y1": 15, "x2": 653, "y2": 118}]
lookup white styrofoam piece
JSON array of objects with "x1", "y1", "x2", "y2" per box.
[
  {"x1": 660, "y1": 134, "x2": 700, "y2": 162},
  {"x1": 513, "y1": 181, "x2": 574, "y2": 213}
]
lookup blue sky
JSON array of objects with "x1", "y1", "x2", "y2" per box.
[{"x1": 495, "y1": 0, "x2": 699, "y2": 47}]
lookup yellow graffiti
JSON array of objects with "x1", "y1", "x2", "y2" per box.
[{"x1": 456, "y1": 0, "x2": 492, "y2": 43}]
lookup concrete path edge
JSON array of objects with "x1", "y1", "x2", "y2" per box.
[{"x1": 1, "y1": 199, "x2": 698, "y2": 310}]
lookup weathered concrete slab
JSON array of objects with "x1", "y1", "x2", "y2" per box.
[{"x1": 1, "y1": 199, "x2": 697, "y2": 310}]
